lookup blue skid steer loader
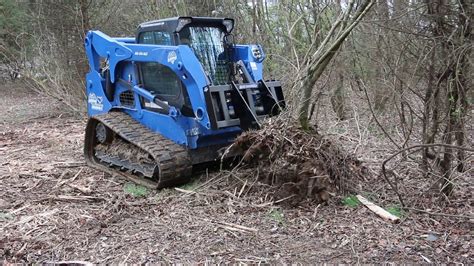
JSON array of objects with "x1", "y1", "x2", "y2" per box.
[{"x1": 84, "y1": 17, "x2": 285, "y2": 188}]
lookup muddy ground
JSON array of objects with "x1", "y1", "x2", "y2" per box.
[{"x1": 0, "y1": 82, "x2": 472, "y2": 263}]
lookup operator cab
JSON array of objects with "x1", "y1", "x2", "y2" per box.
[
  {"x1": 136, "y1": 16, "x2": 233, "y2": 46},
  {"x1": 136, "y1": 17, "x2": 234, "y2": 116}
]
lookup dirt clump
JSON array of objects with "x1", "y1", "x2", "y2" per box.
[{"x1": 232, "y1": 118, "x2": 367, "y2": 206}]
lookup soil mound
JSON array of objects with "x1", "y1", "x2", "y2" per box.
[{"x1": 232, "y1": 118, "x2": 367, "y2": 206}]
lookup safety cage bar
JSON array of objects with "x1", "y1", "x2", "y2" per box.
[{"x1": 204, "y1": 80, "x2": 285, "y2": 130}]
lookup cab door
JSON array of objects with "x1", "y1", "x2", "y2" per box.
[{"x1": 137, "y1": 31, "x2": 193, "y2": 116}]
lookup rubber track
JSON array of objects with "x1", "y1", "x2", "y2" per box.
[{"x1": 84, "y1": 111, "x2": 192, "y2": 189}]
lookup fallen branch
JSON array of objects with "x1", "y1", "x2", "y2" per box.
[
  {"x1": 205, "y1": 219, "x2": 258, "y2": 233},
  {"x1": 34, "y1": 195, "x2": 104, "y2": 203},
  {"x1": 356, "y1": 195, "x2": 400, "y2": 224}
]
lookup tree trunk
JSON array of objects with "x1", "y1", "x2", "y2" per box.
[
  {"x1": 298, "y1": 0, "x2": 374, "y2": 128},
  {"x1": 330, "y1": 72, "x2": 346, "y2": 120}
]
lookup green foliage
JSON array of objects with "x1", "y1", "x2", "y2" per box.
[
  {"x1": 386, "y1": 205, "x2": 405, "y2": 218},
  {"x1": 342, "y1": 195, "x2": 360, "y2": 208},
  {"x1": 268, "y1": 208, "x2": 285, "y2": 225},
  {"x1": 0, "y1": 212, "x2": 14, "y2": 221},
  {"x1": 124, "y1": 183, "x2": 148, "y2": 197},
  {"x1": 179, "y1": 178, "x2": 200, "y2": 191}
]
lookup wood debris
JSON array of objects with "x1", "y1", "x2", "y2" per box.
[{"x1": 231, "y1": 117, "x2": 368, "y2": 206}]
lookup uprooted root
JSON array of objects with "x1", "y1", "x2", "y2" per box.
[{"x1": 231, "y1": 118, "x2": 368, "y2": 206}]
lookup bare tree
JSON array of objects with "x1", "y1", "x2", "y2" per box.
[{"x1": 297, "y1": 0, "x2": 375, "y2": 128}]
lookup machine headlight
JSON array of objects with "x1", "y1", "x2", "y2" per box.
[
  {"x1": 223, "y1": 19, "x2": 234, "y2": 33},
  {"x1": 176, "y1": 17, "x2": 192, "y2": 32},
  {"x1": 251, "y1": 45, "x2": 263, "y2": 60}
]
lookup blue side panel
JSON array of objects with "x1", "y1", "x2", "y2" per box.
[
  {"x1": 84, "y1": 31, "x2": 133, "y2": 83},
  {"x1": 232, "y1": 44, "x2": 265, "y2": 81},
  {"x1": 86, "y1": 71, "x2": 112, "y2": 116},
  {"x1": 126, "y1": 109, "x2": 189, "y2": 146}
]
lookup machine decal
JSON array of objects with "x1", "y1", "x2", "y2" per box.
[
  {"x1": 168, "y1": 51, "x2": 177, "y2": 64},
  {"x1": 250, "y1": 62, "x2": 258, "y2": 70},
  {"x1": 88, "y1": 92, "x2": 104, "y2": 111},
  {"x1": 144, "y1": 101, "x2": 164, "y2": 109},
  {"x1": 134, "y1": 51, "x2": 148, "y2": 56},
  {"x1": 185, "y1": 127, "x2": 200, "y2": 136}
]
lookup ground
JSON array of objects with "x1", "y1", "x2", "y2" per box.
[{"x1": 0, "y1": 82, "x2": 472, "y2": 263}]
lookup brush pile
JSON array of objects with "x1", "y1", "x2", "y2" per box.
[{"x1": 231, "y1": 118, "x2": 367, "y2": 206}]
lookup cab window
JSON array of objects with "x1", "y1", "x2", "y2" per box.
[
  {"x1": 139, "y1": 31, "x2": 154, "y2": 44},
  {"x1": 179, "y1": 26, "x2": 228, "y2": 85},
  {"x1": 140, "y1": 62, "x2": 181, "y2": 98},
  {"x1": 138, "y1": 31, "x2": 173, "y2": 45},
  {"x1": 139, "y1": 62, "x2": 193, "y2": 116}
]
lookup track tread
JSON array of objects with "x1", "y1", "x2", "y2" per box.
[{"x1": 84, "y1": 111, "x2": 192, "y2": 188}]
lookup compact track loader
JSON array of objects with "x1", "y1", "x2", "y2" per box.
[{"x1": 84, "y1": 17, "x2": 284, "y2": 188}]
